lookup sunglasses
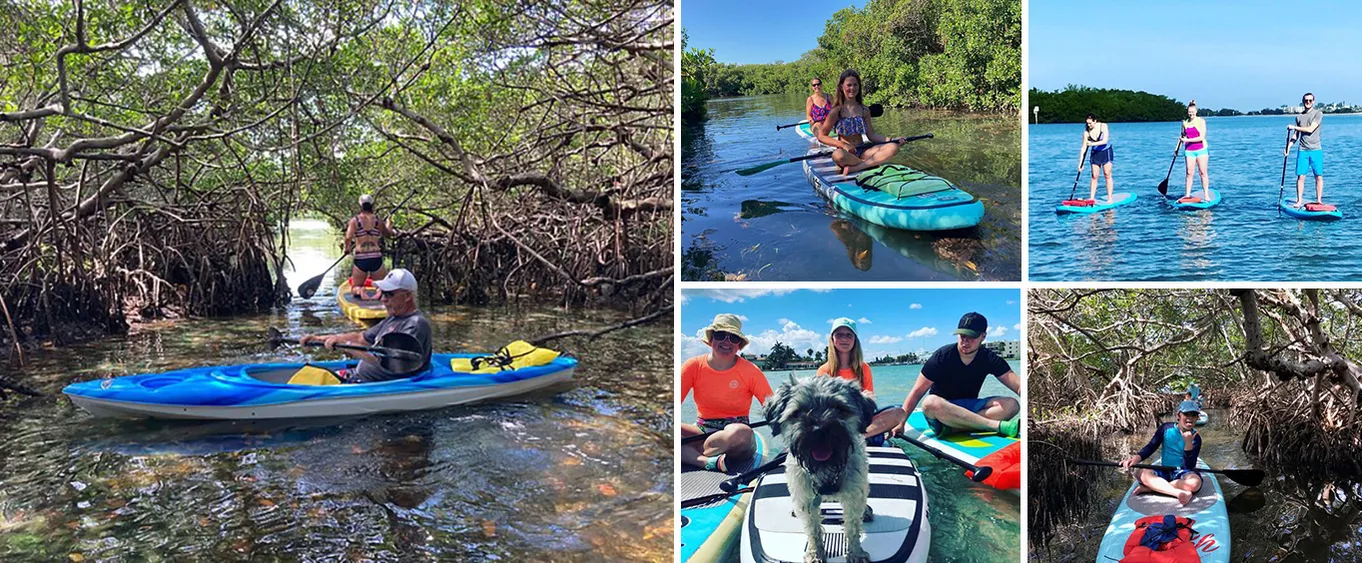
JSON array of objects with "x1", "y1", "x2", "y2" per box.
[
  {"x1": 380, "y1": 290, "x2": 404, "y2": 299},
  {"x1": 811, "y1": 82, "x2": 822, "y2": 87},
  {"x1": 1304, "y1": 99, "x2": 1315, "y2": 103},
  {"x1": 710, "y1": 331, "x2": 743, "y2": 344}
]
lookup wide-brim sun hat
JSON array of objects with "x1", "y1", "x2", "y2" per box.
[{"x1": 702, "y1": 313, "x2": 749, "y2": 347}]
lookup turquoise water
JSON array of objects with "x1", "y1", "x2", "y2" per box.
[
  {"x1": 682, "y1": 94, "x2": 1021, "y2": 281},
  {"x1": 1028, "y1": 114, "x2": 1362, "y2": 281},
  {"x1": 681, "y1": 361, "x2": 1023, "y2": 562}
]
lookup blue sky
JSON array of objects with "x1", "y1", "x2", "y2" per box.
[
  {"x1": 1029, "y1": 1, "x2": 1362, "y2": 110},
  {"x1": 679, "y1": 289, "x2": 1021, "y2": 360},
  {"x1": 682, "y1": 0, "x2": 866, "y2": 65}
]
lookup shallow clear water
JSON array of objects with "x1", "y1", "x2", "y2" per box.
[
  {"x1": 0, "y1": 220, "x2": 672, "y2": 562},
  {"x1": 680, "y1": 361, "x2": 1023, "y2": 563},
  {"x1": 682, "y1": 94, "x2": 1021, "y2": 281},
  {"x1": 1029, "y1": 114, "x2": 1362, "y2": 281},
  {"x1": 1031, "y1": 410, "x2": 1362, "y2": 562}
]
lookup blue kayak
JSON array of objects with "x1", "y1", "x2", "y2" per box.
[
  {"x1": 1055, "y1": 193, "x2": 1137, "y2": 214},
  {"x1": 1166, "y1": 189, "x2": 1221, "y2": 210},
  {"x1": 64, "y1": 354, "x2": 578, "y2": 420},
  {"x1": 1279, "y1": 198, "x2": 1342, "y2": 221},
  {"x1": 803, "y1": 150, "x2": 984, "y2": 231}
]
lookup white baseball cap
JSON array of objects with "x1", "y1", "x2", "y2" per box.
[
  {"x1": 358, "y1": 194, "x2": 374, "y2": 205},
  {"x1": 373, "y1": 268, "x2": 417, "y2": 292}
]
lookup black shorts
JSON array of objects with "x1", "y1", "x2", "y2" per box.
[{"x1": 354, "y1": 257, "x2": 384, "y2": 273}]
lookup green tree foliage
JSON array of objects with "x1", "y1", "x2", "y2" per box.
[
  {"x1": 1029, "y1": 86, "x2": 1187, "y2": 123},
  {"x1": 681, "y1": 28, "x2": 716, "y2": 123},
  {"x1": 689, "y1": 0, "x2": 1019, "y2": 114},
  {"x1": 763, "y1": 342, "x2": 798, "y2": 370}
]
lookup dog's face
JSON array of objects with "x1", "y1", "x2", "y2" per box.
[{"x1": 765, "y1": 376, "x2": 878, "y2": 494}]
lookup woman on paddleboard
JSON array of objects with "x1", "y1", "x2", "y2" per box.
[
  {"x1": 815, "y1": 69, "x2": 907, "y2": 175},
  {"x1": 344, "y1": 194, "x2": 398, "y2": 299},
  {"x1": 1078, "y1": 114, "x2": 1115, "y2": 202},
  {"x1": 805, "y1": 77, "x2": 832, "y2": 127},
  {"x1": 816, "y1": 318, "x2": 906, "y2": 445},
  {"x1": 680, "y1": 314, "x2": 773, "y2": 472},
  {"x1": 1118, "y1": 400, "x2": 1204, "y2": 505},
  {"x1": 1181, "y1": 101, "x2": 1211, "y2": 200}
]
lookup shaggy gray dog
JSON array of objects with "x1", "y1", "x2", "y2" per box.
[{"x1": 766, "y1": 375, "x2": 879, "y2": 563}]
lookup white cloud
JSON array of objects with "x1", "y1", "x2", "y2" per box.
[
  {"x1": 778, "y1": 318, "x2": 792, "y2": 326},
  {"x1": 680, "y1": 333, "x2": 709, "y2": 359},
  {"x1": 868, "y1": 335, "x2": 902, "y2": 344},
  {"x1": 907, "y1": 326, "x2": 938, "y2": 338},
  {"x1": 1007, "y1": 300, "x2": 1017, "y2": 305},
  {"x1": 991, "y1": 326, "x2": 1008, "y2": 336},
  {"x1": 1013, "y1": 323, "x2": 1021, "y2": 331},
  {"x1": 858, "y1": 317, "x2": 872, "y2": 324},
  {"x1": 692, "y1": 289, "x2": 798, "y2": 303},
  {"x1": 909, "y1": 303, "x2": 923, "y2": 309},
  {"x1": 679, "y1": 293, "x2": 689, "y2": 304},
  {"x1": 737, "y1": 315, "x2": 749, "y2": 322},
  {"x1": 746, "y1": 320, "x2": 823, "y2": 356}
]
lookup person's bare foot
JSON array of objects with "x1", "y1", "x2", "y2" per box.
[
  {"x1": 1133, "y1": 484, "x2": 1151, "y2": 495},
  {"x1": 1177, "y1": 489, "x2": 1194, "y2": 505}
]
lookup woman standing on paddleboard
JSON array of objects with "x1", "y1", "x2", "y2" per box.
[
  {"x1": 815, "y1": 69, "x2": 906, "y2": 175},
  {"x1": 1181, "y1": 100, "x2": 1211, "y2": 200},
  {"x1": 1078, "y1": 114, "x2": 1115, "y2": 203},
  {"x1": 816, "y1": 318, "x2": 907, "y2": 445}
]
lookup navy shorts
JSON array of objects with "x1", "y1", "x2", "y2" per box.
[
  {"x1": 1091, "y1": 146, "x2": 1113, "y2": 166},
  {"x1": 926, "y1": 397, "x2": 994, "y2": 436},
  {"x1": 1152, "y1": 468, "x2": 1204, "y2": 492}
]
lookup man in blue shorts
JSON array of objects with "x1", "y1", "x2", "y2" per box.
[
  {"x1": 1119, "y1": 400, "x2": 1204, "y2": 505},
  {"x1": 1285, "y1": 92, "x2": 1325, "y2": 208},
  {"x1": 892, "y1": 312, "x2": 1021, "y2": 438}
]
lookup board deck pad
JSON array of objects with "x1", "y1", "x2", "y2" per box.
[
  {"x1": 1166, "y1": 188, "x2": 1221, "y2": 210},
  {"x1": 902, "y1": 411, "x2": 1018, "y2": 466},
  {"x1": 1096, "y1": 459, "x2": 1230, "y2": 562},
  {"x1": 681, "y1": 432, "x2": 768, "y2": 562},
  {"x1": 1279, "y1": 197, "x2": 1343, "y2": 220},
  {"x1": 1055, "y1": 192, "x2": 1137, "y2": 214},
  {"x1": 742, "y1": 446, "x2": 930, "y2": 563}
]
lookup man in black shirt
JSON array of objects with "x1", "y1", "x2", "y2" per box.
[{"x1": 892, "y1": 312, "x2": 1021, "y2": 438}]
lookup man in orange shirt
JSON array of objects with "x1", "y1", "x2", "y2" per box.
[
  {"x1": 816, "y1": 317, "x2": 907, "y2": 445},
  {"x1": 680, "y1": 314, "x2": 774, "y2": 471}
]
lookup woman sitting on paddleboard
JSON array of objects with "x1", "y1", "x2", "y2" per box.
[
  {"x1": 805, "y1": 77, "x2": 832, "y2": 127},
  {"x1": 1118, "y1": 400, "x2": 1204, "y2": 505},
  {"x1": 680, "y1": 314, "x2": 773, "y2": 472},
  {"x1": 816, "y1": 318, "x2": 906, "y2": 445},
  {"x1": 1181, "y1": 101, "x2": 1211, "y2": 200},
  {"x1": 1078, "y1": 114, "x2": 1115, "y2": 202},
  {"x1": 815, "y1": 69, "x2": 907, "y2": 175}
]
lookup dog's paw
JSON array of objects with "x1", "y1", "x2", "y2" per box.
[
  {"x1": 803, "y1": 547, "x2": 825, "y2": 563},
  {"x1": 846, "y1": 548, "x2": 871, "y2": 563}
]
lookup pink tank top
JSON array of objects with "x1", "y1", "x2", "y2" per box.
[{"x1": 1184, "y1": 124, "x2": 1204, "y2": 151}]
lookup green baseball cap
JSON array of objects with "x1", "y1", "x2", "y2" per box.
[{"x1": 953, "y1": 312, "x2": 988, "y2": 338}]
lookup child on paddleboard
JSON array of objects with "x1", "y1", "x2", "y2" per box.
[{"x1": 1118, "y1": 400, "x2": 1204, "y2": 505}]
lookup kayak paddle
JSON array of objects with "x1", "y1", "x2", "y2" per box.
[
  {"x1": 297, "y1": 253, "x2": 349, "y2": 300},
  {"x1": 682, "y1": 419, "x2": 770, "y2": 444},
  {"x1": 892, "y1": 432, "x2": 993, "y2": 483},
  {"x1": 1155, "y1": 139, "x2": 1183, "y2": 196},
  {"x1": 775, "y1": 103, "x2": 883, "y2": 131},
  {"x1": 734, "y1": 133, "x2": 934, "y2": 177},
  {"x1": 267, "y1": 327, "x2": 425, "y2": 374},
  {"x1": 1065, "y1": 458, "x2": 1264, "y2": 487},
  {"x1": 1278, "y1": 127, "x2": 1292, "y2": 215},
  {"x1": 720, "y1": 451, "x2": 788, "y2": 493}
]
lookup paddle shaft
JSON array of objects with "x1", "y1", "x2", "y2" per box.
[
  {"x1": 734, "y1": 133, "x2": 934, "y2": 176},
  {"x1": 1067, "y1": 458, "x2": 1264, "y2": 487},
  {"x1": 1156, "y1": 139, "x2": 1183, "y2": 195},
  {"x1": 893, "y1": 432, "x2": 992, "y2": 482},
  {"x1": 1068, "y1": 150, "x2": 1088, "y2": 200},
  {"x1": 775, "y1": 103, "x2": 883, "y2": 131},
  {"x1": 273, "y1": 335, "x2": 422, "y2": 360},
  {"x1": 682, "y1": 419, "x2": 770, "y2": 444},
  {"x1": 720, "y1": 451, "x2": 788, "y2": 493},
  {"x1": 1279, "y1": 128, "x2": 1292, "y2": 214}
]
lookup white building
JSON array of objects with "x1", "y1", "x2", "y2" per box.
[{"x1": 984, "y1": 340, "x2": 1020, "y2": 359}]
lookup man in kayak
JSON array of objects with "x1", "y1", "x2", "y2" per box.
[
  {"x1": 300, "y1": 268, "x2": 432, "y2": 382},
  {"x1": 1285, "y1": 93, "x2": 1324, "y2": 208},
  {"x1": 680, "y1": 313, "x2": 773, "y2": 471},
  {"x1": 344, "y1": 194, "x2": 398, "y2": 299},
  {"x1": 892, "y1": 312, "x2": 1021, "y2": 438},
  {"x1": 1118, "y1": 400, "x2": 1204, "y2": 505}
]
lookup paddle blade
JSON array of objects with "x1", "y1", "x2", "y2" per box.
[
  {"x1": 297, "y1": 275, "x2": 323, "y2": 299},
  {"x1": 1224, "y1": 468, "x2": 1265, "y2": 487},
  {"x1": 734, "y1": 160, "x2": 787, "y2": 177},
  {"x1": 375, "y1": 332, "x2": 425, "y2": 374},
  {"x1": 869, "y1": 103, "x2": 884, "y2": 117},
  {"x1": 1156, "y1": 178, "x2": 1169, "y2": 195},
  {"x1": 266, "y1": 327, "x2": 288, "y2": 349}
]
